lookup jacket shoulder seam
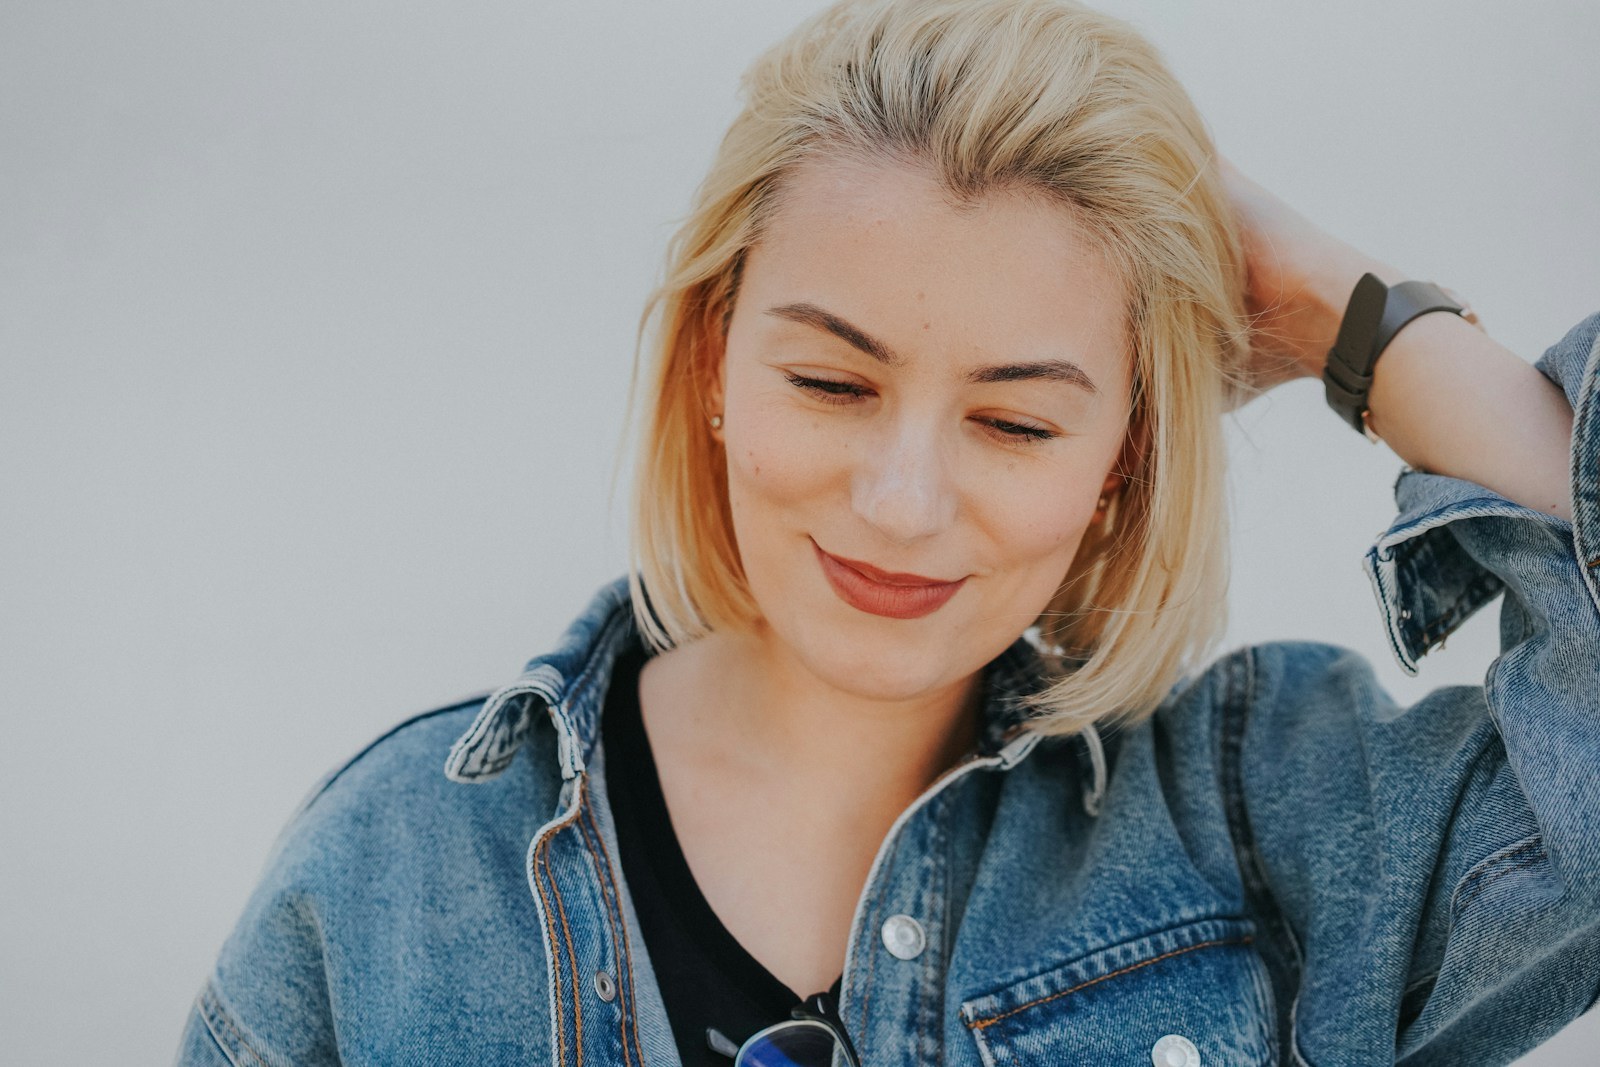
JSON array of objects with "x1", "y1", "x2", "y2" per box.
[{"x1": 299, "y1": 691, "x2": 493, "y2": 815}]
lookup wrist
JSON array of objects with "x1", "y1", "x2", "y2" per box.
[
  {"x1": 1323, "y1": 273, "x2": 1482, "y2": 443},
  {"x1": 1297, "y1": 254, "x2": 1405, "y2": 377}
]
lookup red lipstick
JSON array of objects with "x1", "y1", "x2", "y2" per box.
[{"x1": 813, "y1": 539, "x2": 966, "y2": 620}]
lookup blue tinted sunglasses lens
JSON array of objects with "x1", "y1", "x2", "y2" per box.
[{"x1": 734, "y1": 1020, "x2": 845, "y2": 1067}]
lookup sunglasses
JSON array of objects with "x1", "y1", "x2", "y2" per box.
[{"x1": 706, "y1": 992, "x2": 862, "y2": 1067}]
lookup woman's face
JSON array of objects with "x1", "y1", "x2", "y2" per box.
[{"x1": 710, "y1": 155, "x2": 1134, "y2": 704}]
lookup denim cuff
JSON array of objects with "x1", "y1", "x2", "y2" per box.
[{"x1": 1363, "y1": 310, "x2": 1600, "y2": 675}]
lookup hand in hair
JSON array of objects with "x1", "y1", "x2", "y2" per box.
[
  {"x1": 1217, "y1": 156, "x2": 1573, "y2": 522},
  {"x1": 1217, "y1": 155, "x2": 1404, "y2": 395}
]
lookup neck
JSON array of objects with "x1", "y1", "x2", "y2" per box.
[
  {"x1": 680, "y1": 625, "x2": 985, "y2": 810},
  {"x1": 632, "y1": 622, "x2": 991, "y2": 999}
]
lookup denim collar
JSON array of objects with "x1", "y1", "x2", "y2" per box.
[{"x1": 444, "y1": 573, "x2": 1070, "y2": 787}]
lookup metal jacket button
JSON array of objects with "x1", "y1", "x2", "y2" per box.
[
  {"x1": 880, "y1": 914, "x2": 926, "y2": 960},
  {"x1": 1151, "y1": 1034, "x2": 1200, "y2": 1067},
  {"x1": 593, "y1": 970, "x2": 617, "y2": 1002}
]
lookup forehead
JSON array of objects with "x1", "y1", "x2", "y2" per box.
[{"x1": 745, "y1": 154, "x2": 1131, "y2": 391}]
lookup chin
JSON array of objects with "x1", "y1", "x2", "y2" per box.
[
  {"x1": 787, "y1": 586, "x2": 978, "y2": 701},
  {"x1": 803, "y1": 632, "x2": 956, "y2": 702}
]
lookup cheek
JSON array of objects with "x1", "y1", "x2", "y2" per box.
[
  {"x1": 972, "y1": 483, "x2": 1100, "y2": 630},
  {"x1": 976, "y1": 429, "x2": 1128, "y2": 574},
  {"x1": 986, "y1": 482, "x2": 1096, "y2": 565},
  {"x1": 721, "y1": 404, "x2": 845, "y2": 540}
]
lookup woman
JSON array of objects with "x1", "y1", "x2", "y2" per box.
[{"x1": 176, "y1": 1, "x2": 1598, "y2": 1064}]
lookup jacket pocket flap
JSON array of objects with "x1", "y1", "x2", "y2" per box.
[{"x1": 960, "y1": 917, "x2": 1276, "y2": 1065}]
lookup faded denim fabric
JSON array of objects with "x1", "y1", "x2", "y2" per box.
[{"x1": 177, "y1": 312, "x2": 1600, "y2": 1066}]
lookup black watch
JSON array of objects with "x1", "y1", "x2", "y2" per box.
[{"x1": 1322, "y1": 273, "x2": 1475, "y2": 440}]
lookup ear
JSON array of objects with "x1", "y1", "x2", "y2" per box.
[
  {"x1": 705, "y1": 336, "x2": 727, "y2": 420},
  {"x1": 1104, "y1": 408, "x2": 1149, "y2": 497},
  {"x1": 698, "y1": 289, "x2": 730, "y2": 425}
]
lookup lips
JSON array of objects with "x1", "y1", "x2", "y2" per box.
[
  {"x1": 813, "y1": 539, "x2": 966, "y2": 620},
  {"x1": 822, "y1": 551, "x2": 959, "y2": 586}
]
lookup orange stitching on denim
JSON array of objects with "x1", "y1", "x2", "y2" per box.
[
  {"x1": 574, "y1": 808, "x2": 628, "y2": 1067},
  {"x1": 531, "y1": 838, "x2": 567, "y2": 1065},
  {"x1": 1451, "y1": 836, "x2": 1546, "y2": 914},
  {"x1": 534, "y1": 798, "x2": 588, "y2": 1066},
  {"x1": 1586, "y1": 556, "x2": 1600, "y2": 569},
  {"x1": 967, "y1": 935, "x2": 1253, "y2": 1031},
  {"x1": 551, "y1": 781, "x2": 588, "y2": 1067},
  {"x1": 581, "y1": 798, "x2": 643, "y2": 1067}
]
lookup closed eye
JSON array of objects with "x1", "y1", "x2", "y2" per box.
[{"x1": 782, "y1": 373, "x2": 1058, "y2": 443}]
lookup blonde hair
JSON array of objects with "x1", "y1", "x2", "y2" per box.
[{"x1": 625, "y1": 0, "x2": 1248, "y2": 734}]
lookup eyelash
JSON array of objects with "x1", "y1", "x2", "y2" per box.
[{"x1": 782, "y1": 373, "x2": 1059, "y2": 443}]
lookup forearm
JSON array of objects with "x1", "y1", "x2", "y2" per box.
[
  {"x1": 1366, "y1": 310, "x2": 1574, "y2": 522},
  {"x1": 1221, "y1": 161, "x2": 1576, "y2": 523},
  {"x1": 1302, "y1": 261, "x2": 1575, "y2": 523}
]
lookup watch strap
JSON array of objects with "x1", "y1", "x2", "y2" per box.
[{"x1": 1323, "y1": 274, "x2": 1466, "y2": 436}]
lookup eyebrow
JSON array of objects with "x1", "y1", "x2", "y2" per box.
[{"x1": 764, "y1": 301, "x2": 1098, "y2": 394}]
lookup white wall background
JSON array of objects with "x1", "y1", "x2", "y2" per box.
[{"x1": 2, "y1": 2, "x2": 1596, "y2": 1063}]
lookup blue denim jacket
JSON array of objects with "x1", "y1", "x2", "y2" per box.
[{"x1": 177, "y1": 313, "x2": 1600, "y2": 1066}]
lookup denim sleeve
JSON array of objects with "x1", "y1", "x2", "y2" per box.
[
  {"x1": 172, "y1": 1000, "x2": 238, "y2": 1067},
  {"x1": 1229, "y1": 311, "x2": 1600, "y2": 1065},
  {"x1": 171, "y1": 869, "x2": 344, "y2": 1067},
  {"x1": 170, "y1": 756, "x2": 373, "y2": 1067},
  {"x1": 173, "y1": 968, "x2": 338, "y2": 1067}
]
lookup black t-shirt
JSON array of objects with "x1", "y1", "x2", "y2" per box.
[{"x1": 600, "y1": 640, "x2": 843, "y2": 1065}]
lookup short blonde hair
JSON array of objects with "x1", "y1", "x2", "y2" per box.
[{"x1": 626, "y1": 0, "x2": 1248, "y2": 733}]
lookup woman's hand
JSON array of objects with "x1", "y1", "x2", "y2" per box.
[
  {"x1": 1217, "y1": 156, "x2": 1404, "y2": 399},
  {"x1": 1216, "y1": 156, "x2": 1574, "y2": 522}
]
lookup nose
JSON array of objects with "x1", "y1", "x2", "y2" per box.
[{"x1": 851, "y1": 419, "x2": 959, "y2": 546}]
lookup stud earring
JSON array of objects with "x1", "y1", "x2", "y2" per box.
[
  {"x1": 709, "y1": 414, "x2": 723, "y2": 430},
  {"x1": 1092, "y1": 494, "x2": 1112, "y2": 526}
]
